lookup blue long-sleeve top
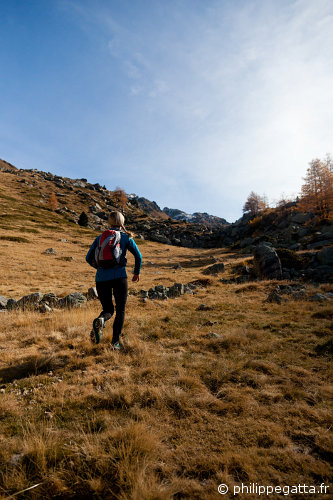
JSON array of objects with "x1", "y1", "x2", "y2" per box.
[{"x1": 86, "y1": 229, "x2": 142, "y2": 282}]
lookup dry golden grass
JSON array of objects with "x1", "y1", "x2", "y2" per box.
[
  {"x1": 0, "y1": 263, "x2": 332, "y2": 498},
  {"x1": 0, "y1": 171, "x2": 332, "y2": 498}
]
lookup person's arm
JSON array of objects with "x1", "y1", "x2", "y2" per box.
[
  {"x1": 86, "y1": 236, "x2": 99, "y2": 268},
  {"x1": 128, "y1": 238, "x2": 142, "y2": 280}
]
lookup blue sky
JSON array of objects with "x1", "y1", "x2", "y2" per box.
[{"x1": 1, "y1": 0, "x2": 332, "y2": 222}]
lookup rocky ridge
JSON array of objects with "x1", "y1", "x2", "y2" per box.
[
  {"x1": 163, "y1": 207, "x2": 229, "y2": 227},
  {"x1": 0, "y1": 158, "x2": 332, "y2": 255}
]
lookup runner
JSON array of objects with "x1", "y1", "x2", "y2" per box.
[{"x1": 86, "y1": 211, "x2": 142, "y2": 350}]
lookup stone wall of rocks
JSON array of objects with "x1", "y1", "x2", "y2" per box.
[
  {"x1": 0, "y1": 288, "x2": 98, "y2": 313},
  {"x1": 138, "y1": 282, "x2": 198, "y2": 301},
  {"x1": 265, "y1": 284, "x2": 333, "y2": 304},
  {"x1": 0, "y1": 281, "x2": 207, "y2": 313}
]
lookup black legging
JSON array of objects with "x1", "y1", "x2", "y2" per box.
[{"x1": 96, "y1": 278, "x2": 128, "y2": 344}]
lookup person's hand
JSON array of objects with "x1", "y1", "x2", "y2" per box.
[{"x1": 132, "y1": 274, "x2": 140, "y2": 282}]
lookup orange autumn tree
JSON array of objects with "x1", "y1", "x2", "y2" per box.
[
  {"x1": 113, "y1": 187, "x2": 128, "y2": 210},
  {"x1": 299, "y1": 156, "x2": 333, "y2": 218},
  {"x1": 48, "y1": 192, "x2": 58, "y2": 211},
  {"x1": 243, "y1": 191, "x2": 268, "y2": 217}
]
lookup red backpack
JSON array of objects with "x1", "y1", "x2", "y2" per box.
[{"x1": 94, "y1": 230, "x2": 123, "y2": 268}]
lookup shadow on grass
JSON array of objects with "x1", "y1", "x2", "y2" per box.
[{"x1": 0, "y1": 354, "x2": 69, "y2": 383}]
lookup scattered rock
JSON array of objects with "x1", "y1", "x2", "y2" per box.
[
  {"x1": 42, "y1": 293, "x2": 58, "y2": 307},
  {"x1": 43, "y1": 248, "x2": 57, "y2": 255},
  {"x1": 266, "y1": 288, "x2": 282, "y2": 304},
  {"x1": 0, "y1": 295, "x2": 8, "y2": 309},
  {"x1": 17, "y1": 292, "x2": 43, "y2": 309},
  {"x1": 58, "y1": 292, "x2": 87, "y2": 308},
  {"x1": 203, "y1": 320, "x2": 217, "y2": 326},
  {"x1": 203, "y1": 263, "x2": 225, "y2": 275},
  {"x1": 6, "y1": 299, "x2": 18, "y2": 310},
  {"x1": 206, "y1": 332, "x2": 221, "y2": 338},
  {"x1": 310, "y1": 293, "x2": 331, "y2": 302},
  {"x1": 39, "y1": 303, "x2": 52, "y2": 313},
  {"x1": 197, "y1": 303, "x2": 213, "y2": 311},
  {"x1": 168, "y1": 283, "x2": 184, "y2": 297}
]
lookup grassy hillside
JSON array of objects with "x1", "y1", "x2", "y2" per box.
[{"x1": 0, "y1": 168, "x2": 332, "y2": 499}]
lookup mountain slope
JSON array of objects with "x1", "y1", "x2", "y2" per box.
[{"x1": 163, "y1": 206, "x2": 229, "y2": 227}]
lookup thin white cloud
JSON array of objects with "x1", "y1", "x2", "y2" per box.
[{"x1": 55, "y1": 0, "x2": 333, "y2": 220}]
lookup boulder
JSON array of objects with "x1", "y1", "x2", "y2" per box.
[
  {"x1": 206, "y1": 332, "x2": 221, "y2": 338},
  {"x1": 196, "y1": 303, "x2": 212, "y2": 311},
  {"x1": 290, "y1": 213, "x2": 313, "y2": 224},
  {"x1": 151, "y1": 234, "x2": 171, "y2": 244},
  {"x1": 308, "y1": 240, "x2": 332, "y2": 249},
  {"x1": 310, "y1": 293, "x2": 330, "y2": 302},
  {"x1": 43, "y1": 248, "x2": 57, "y2": 255},
  {"x1": 17, "y1": 293, "x2": 44, "y2": 309},
  {"x1": 87, "y1": 287, "x2": 98, "y2": 300},
  {"x1": 96, "y1": 211, "x2": 108, "y2": 220},
  {"x1": 173, "y1": 263, "x2": 182, "y2": 270},
  {"x1": 39, "y1": 303, "x2": 52, "y2": 313},
  {"x1": 253, "y1": 243, "x2": 282, "y2": 279},
  {"x1": 41, "y1": 293, "x2": 58, "y2": 307},
  {"x1": 203, "y1": 263, "x2": 225, "y2": 275},
  {"x1": 240, "y1": 237, "x2": 253, "y2": 248},
  {"x1": 0, "y1": 295, "x2": 8, "y2": 309},
  {"x1": 155, "y1": 285, "x2": 168, "y2": 294},
  {"x1": 58, "y1": 292, "x2": 87, "y2": 309},
  {"x1": 73, "y1": 181, "x2": 86, "y2": 188},
  {"x1": 266, "y1": 288, "x2": 282, "y2": 304},
  {"x1": 7, "y1": 299, "x2": 18, "y2": 310},
  {"x1": 316, "y1": 246, "x2": 333, "y2": 266},
  {"x1": 168, "y1": 283, "x2": 184, "y2": 297}
]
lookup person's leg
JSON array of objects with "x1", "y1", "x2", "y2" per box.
[
  {"x1": 111, "y1": 277, "x2": 128, "y2": 344},
  {"x1": 96, "y1": 281, "x2": 114, "y2": 322}
]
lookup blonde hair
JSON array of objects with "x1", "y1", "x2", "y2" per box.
[{"x1": 108, "y1": 211, "x2": 133, "y2": 238}]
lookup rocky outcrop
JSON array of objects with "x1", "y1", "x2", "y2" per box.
[
  {"x1": 134, "y1": 197, "x2": 169, "y2": 219},
  {"x1": 220, "y1": 209, "x2": 333, "y2": 253},
  {"x1": 253, "y1": 243, "x2": 282, "y2": 280},
  {"x1": 163, "y1": 207, "x2": 229, "y2": 227},
  {"x1": 316, "y1": 246, "x2": 333, "y2": 266},
  {"x1": 1, "y1": 157, "x2": 332, "y2": 258}
]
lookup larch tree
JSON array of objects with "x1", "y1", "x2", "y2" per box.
[
  {"x1": 243, "y1": 191, "x2": 268, "y2": 217},
  {"x1": 113, "y1": 187, "x2": 128, "y2": 209},
  {"x1": 299, "y1": 156, "x2": 333, "y2": 218},
  {"x1": 48, "y1": 192, "x2": 58, "y2": 211}
]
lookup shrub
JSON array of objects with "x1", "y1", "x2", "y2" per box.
[
  {"x1": 78, "y1": 212, "x2": 89, "y2": 227},
  {"x1": 48, "y1": 192, "x2": 58, "y2": 211},
  {"x1": 275, "y1": 248, "x2": 310, "y2": 270},
  {"x1": 113, "y1": 187, "x2": 127, "y2": 209}
]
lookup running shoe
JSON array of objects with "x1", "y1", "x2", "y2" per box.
[
  {"x1": 90, "y1": 317, "x2": 105, "y2": 344},
  {"x1": 111, "y1": 342, "x2": 121, "y2": 351}
]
